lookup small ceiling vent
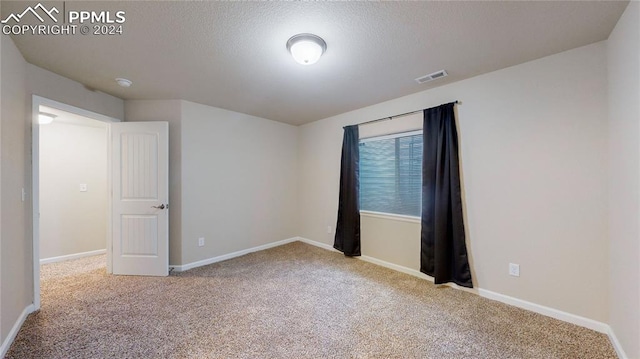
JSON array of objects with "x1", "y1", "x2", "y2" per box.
[{"x1": 415, "y1": 70, "x2": 448, "y2": 84}]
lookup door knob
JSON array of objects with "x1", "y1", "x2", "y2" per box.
[{"x1": 152, "y1": 204, "x2": 167, "y2": 210}]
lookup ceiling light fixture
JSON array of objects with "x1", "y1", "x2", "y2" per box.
[
  {"x1": 38, "y1": 113, "x2": 56, "y2": 125},
  {"x1": 286, "y1": 33, "x2": 327, "y2": 65},
  {"x1": 115, "y1": 78, "x2": 132, "y2": 87}
]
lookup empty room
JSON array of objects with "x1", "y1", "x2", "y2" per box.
[{"x1": 1, "y1": 1, "x2": 638, "y2": 358}]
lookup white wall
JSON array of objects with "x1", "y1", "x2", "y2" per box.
[
  {"x1": 180, "y1": 101, "x2": 299, "y2": 265},
  {"x1": 298, "y1": 42, "x2": 609, "y2": 323},
  {"x1": 0, "y1": 33, "x2": 3, "y2": 353},
  {"x1": 26, "y1": 65, "x2": 123, "y2": 121},
  {"x1": 0, "y1": 9, "x2": 633, "y2": 355},
  {"x1": 607, "y1": 2, "x2": 640, "y2": 358},
  {"x1": 39, "y1": 121, "x2": 108, "y2": 260},
  {"x1": 125, "y1": 100, "x2": 299, "y2": 266},
  {"x1": 0, "y1": 35, "x2": 124, "y2": 349},
  {"x1": 0, "y1": 34, "x2": 30, "y2": 346}
]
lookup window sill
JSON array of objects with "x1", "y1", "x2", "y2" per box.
[{"x1": 359, "y1": 210, "x2": 421, "y2": 224}]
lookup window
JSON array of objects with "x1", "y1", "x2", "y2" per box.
[{"x1": 359, "y1": 130, "x2": 422, "y2": 217}]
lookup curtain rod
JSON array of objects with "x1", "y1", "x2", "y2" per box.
[{"x1": 358, "y1": 100, "x2": 459, "y2": 126}]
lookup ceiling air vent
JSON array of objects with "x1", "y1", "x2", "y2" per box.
[{"x1": 415, "y1": 70, "x2": 448, "y2": 84}]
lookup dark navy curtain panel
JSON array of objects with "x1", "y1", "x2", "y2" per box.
[
  {"x1": 334, "y1": 125, "x2": 361, "y2": 256},
  {"x1": 420, "y1": 103, "x2": 473, "y2": 288}
]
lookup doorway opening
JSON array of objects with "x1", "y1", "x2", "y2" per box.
[
  {"x1": 38, "y1": 106, "x2": 108, "y2": 263},
  {"x1": 32, "y1": 96, "x2": 119, "y2": 310}
]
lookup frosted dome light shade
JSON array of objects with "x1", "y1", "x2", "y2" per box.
[
  {"x1": 38, "y1": 114, "x2": 55, "y2": 125},
  {"x1": 116, "y1": 78, "x2": 132, "y2": 87},
  {"x1": 287, "y1": 34, "x2": 327, "y2": 65},
  {"x1": 290, "y1": 40, "x2": 323, "y2": 65}
]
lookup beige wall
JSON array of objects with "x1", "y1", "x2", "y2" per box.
[
  {"x1": 39, "y1": 121, "x2": 108, "y2": 260},
  {"x1": 0, "y1": 33, "x2": 3, "y2": 351},
  {"x1": 124, "y1": 100, "x2": 183, "y2": 264},
  {"x1": 0, "y1": 34, "x2": 30, "y2": 345},
  {"x1": 26, "y1": 65, "x2": 124, "y2": 121},
  {"x1": 125, "y1": 100, "x2": 299, "y2": 266},
  {"x1": 361, "y1": 214, "x2": 421, "y2": 270},
  {"x1": 180, "y1": 100, "x2": 298, "y2": 264},
  {"x1": 349, "y1": 113, "x2": 423, "y2": 269},
  {"x1": 607, "y1": 2, "x2": 640, "y2": 357},
  {"x1": 298, "y1": 42, "x2": 609, "y2": 323},
  {"x1": 0, "y1": 35, "x2": 124, "y2": 347},
  {"x1": 0, "y1": 9, "x2": 635, "y2": 355}
]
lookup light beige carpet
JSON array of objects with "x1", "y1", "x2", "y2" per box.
[{"x1": 6, "y1": 242, "x2": 616, "y2": 358}]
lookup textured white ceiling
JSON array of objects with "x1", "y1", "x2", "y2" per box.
[{"x1": 3, "y1": 1, "x2": 628, "y2": 125}]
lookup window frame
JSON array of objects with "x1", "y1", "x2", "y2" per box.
[
  {"x1": 358, "y1": 129, "x2": 423, "y2": 220},
  {"x1": 359, "y1": 210, "x2": 422, "y2": 223},
  {"x1": 359, "y1": 129, "x2": 423, "y2": 143}
]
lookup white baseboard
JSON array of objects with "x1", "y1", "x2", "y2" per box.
[
  {"x1": 168, "y1": 235, "x2": 627, "y2": 358},
  {"x1": 296, "y1": 237, "x2": 337, "y2": 252},
  {"x1": 360, "y1": 254, "x2": 433, "y2": 281},
  {"x1": 170, "y1": 237, "x2": 299, "y2": 272},
  {"x1": 606, "y1": 326, "x2": 628, "y2": 359},
  {"x1": 0, "y1": 304, "x2": 35, "y2": 358},
  {"x1": 297, "y1": 237, "x2": 476, "y2": 292},
  {"x1": 40, "y1": 249, "x2": 106, "y2": 265},
  {"x1": 13, "y1": 236, "x2": 628, "y2": 358},
  {"x1": 296, "y1": 236, "x2": 625, "y2": 354},
  {"x1": 477, "y1": 288, "x2": 609, "y2": 333},
  {"x1": 479, "y1": 288, "x2": 626, "y2": 357}
]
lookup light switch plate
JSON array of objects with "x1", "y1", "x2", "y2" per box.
[
  {"x1": 509, "y1": 263, "x2": 520, "y2": 277},
  {"x1": 79, "y1": 184, "x2": 88, "y2": 192}
]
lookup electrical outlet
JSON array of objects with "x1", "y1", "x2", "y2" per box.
[
  {"x1": 327, "y1": 225, "x2": 332, "y2": 234},
  {"x1": 79, "y1": 183, "x2": 88, "y2": 192},
  {"x1": 509, "y1": 263, "x2": 520, "y2": 277},
  {"x1": 198, "y1": 237, "x2": 205, "y2": 247}
]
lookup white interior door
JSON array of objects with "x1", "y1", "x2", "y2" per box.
[{"x1": 111, "y1": 121, "x2": 169, "y2": 276}]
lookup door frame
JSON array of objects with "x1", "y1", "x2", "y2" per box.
[{"x1": 31, "y1": 95, "x2": 120, "y2": 310}]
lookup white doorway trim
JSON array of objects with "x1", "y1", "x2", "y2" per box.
[{"x1": 31, "y1": 95, "x2": 120, "y2": 310}]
